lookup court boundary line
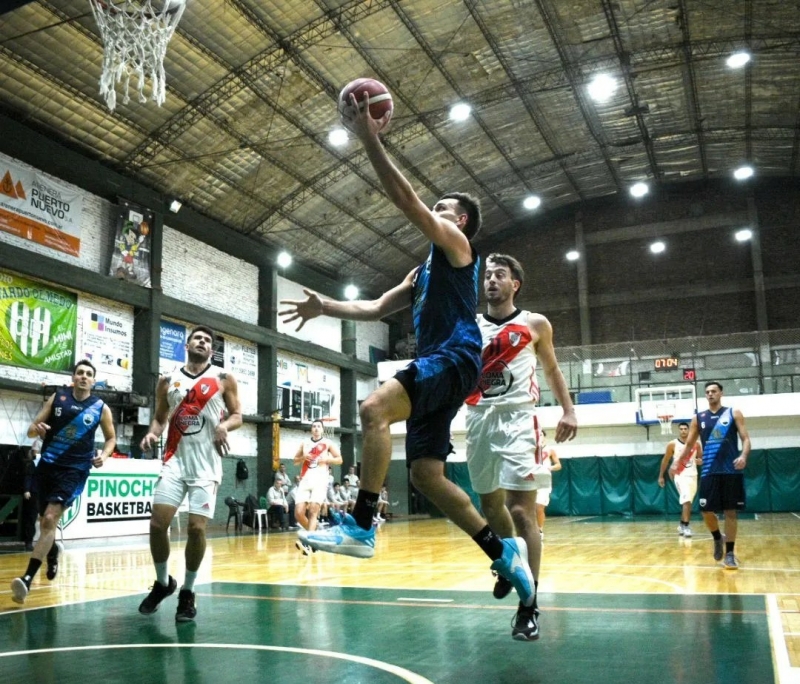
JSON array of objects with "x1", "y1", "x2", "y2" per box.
[
  {"x1": 767, "y1": 594, "x2": 800, "y2": 684},
  {"x1": 0, "y1": 643, "x2": 434, "y2": 683}
]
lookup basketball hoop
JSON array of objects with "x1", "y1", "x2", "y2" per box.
[
  {"x1": 320, "y1": 417, "x2": 337, "y2": 442},
  {"x1": 89, "y1": 0, "x2": 187, "y2": 111},
  {"x1": 656, "y1": 403, "x2": 674, "y2": 435}
]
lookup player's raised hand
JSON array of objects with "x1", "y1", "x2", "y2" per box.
[
  {"x1": 342, "y1": 92, "x2": 391, "y2": 139},
  {"x1": 279, "y1": 289, "x2": 323, "y2": 331},
  {"x1": 554, "y1": 410, "x2": 578, "y2": 443}
]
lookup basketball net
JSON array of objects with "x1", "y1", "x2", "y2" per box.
[
  {"x1": 321, "y1": 418, "x2": 337, "y2": 442},
  {"x1": 656, "y1": 403, "x2": 674, "y2": 435},
  {"x1": 89, "y1": 0, "x2": 186, "y2": 111}
]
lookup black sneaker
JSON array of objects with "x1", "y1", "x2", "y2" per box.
[
  {"x1": 138, "y1": 576, "x2": 177, "y2": 614},
  {"x1": 511, "y1": 603, "x2": 540, "y2": 641},
  {"x1": 46, "y1": 543, "x2": 60, "y2": 581},
  {"x1": 175, "y1": 589, "x2": 197, "y2": 622},
  {"x1": 492, "y1": 570, "x2": 513, "y2": 599}
]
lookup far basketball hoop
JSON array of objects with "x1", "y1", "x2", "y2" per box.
[
  {"x1": 656, "y1": 403, "x2": 675, "y2": 435},
  {"x1": 89, "y1": 0, "x2": 187, "y2": 111}
]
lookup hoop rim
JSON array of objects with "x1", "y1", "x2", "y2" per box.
[{"x1": 90, "y1": 0, "x2": 186, "y2": 18}]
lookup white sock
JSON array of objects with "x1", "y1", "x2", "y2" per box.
[
  {"x1": 183, "y1": 570, "x2": 198, "y2": 592},
  {"x1": 155, "y1": 562, "x2": 169, "y2": 585}
]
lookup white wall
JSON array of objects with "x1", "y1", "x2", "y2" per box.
[
  {"x1": 0, "y1": 390, "x2": 43, "y2": 445},
  {"x1": 161, "y1": 226, "x2": 259, "y2": 325},
  {"x1": 355, "y1": 320, "x2": 390, "y2": 362}
]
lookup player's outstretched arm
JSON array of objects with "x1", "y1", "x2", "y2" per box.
[
  {"x1": 659, "y1": 442, "x2": 675, "y2": 486},
  {"x1": 531, "y1": 314, "x2": 577, "y2": 442},
  {"x1": 279, "y1": 272, "x2": 414, "y2": 331}
]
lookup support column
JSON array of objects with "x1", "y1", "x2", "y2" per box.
[
  {"x1": 748, "y1": 197, "x2": 772, "y2": 393},
  {"x1": 131, "y1": 210, "x2": 163, "y2": 457},
  {"x1": 575, "y1": 212, "x2": 592, "y2": 346},
  {"x1": 340, "y1": 320, "x2": 358, "y2": 467},
  {"x1": 256, "y1": 264, "x2": 279, "y2": 496}
]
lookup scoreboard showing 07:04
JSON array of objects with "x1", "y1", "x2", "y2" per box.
[{"x1": 654, "y1": 356, "x2": 680, "y2": 371}]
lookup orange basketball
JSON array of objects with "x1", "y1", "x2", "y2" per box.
[{"x1": 338, "y1": 78, "x2": 393, "y2": 127}]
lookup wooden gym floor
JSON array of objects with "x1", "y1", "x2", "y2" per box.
[{"x1": 1, "y1": 513, "x2": 798, "y2": 684}]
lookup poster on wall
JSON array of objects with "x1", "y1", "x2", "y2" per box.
[
  {"x1": 78, "y1": 307, "x2": 133, "y2": 388},
  {"x1": 0, "y1": 271, "x2": 77, "y2": 372},
  {"x1": 158, "y1": 320, "x2": 185, "y2": 375},
  {"x1": 224, "y1": 337, "x2": 257, "y2": 414},
  {"x1": 0, "y1": 155, "x2": 84, "y2": 256},
  {"x1": 108, "y1": 200, "x2": 152, "y2": 286}
]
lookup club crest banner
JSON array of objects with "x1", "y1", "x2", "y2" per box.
[
  {"x1": 108, "y1": 200, "x2": 152, "y2": 286},
  {"x1": 0, "y1": 155, "x2": 84, "y2": 256},
  {"x1": 0, "y1": 271, "x2": 77, "y2": 372}
]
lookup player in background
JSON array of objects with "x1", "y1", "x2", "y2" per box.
[
  {"x1": 293, "y1": 419, "x2": 343, "y2": 554},
  {"x1": 678, "y1": 381, "x2": 750, "y2": 569},
  {"x1": 465, "y1": 253, "x2": 578, "y2": 640},
  {"x1": 535, "y1": 430, "x2": 562, "y2": 540},
  {"x1": 11, "y1": 360, "x2": 116, "y2": 604},
  {"x1": 658, "y1": 421, "x2": 703, "y2": 537},
  {"x1": 138, "y1": 326, "x2": 242, "y2": 620}
]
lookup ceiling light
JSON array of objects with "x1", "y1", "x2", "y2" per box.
[
  {"x1": 523, "y1": 195, "x2": 542, "y2": 210},
  {"x1": 726, "y1": 51, "x2": 751, "y2": 69},
  {"x1": 650, "y1": 241, "x2": 665, "y2": 254},
  {"x1": 630, "y1": 182, "x2": 649, "y2": 198},
  {"x1": 735, "y1": 229, "x2": 753, "y2": 242},
  {"x1": 344, "y1": 284, "x2": 359, "y2": 301},
  {"x1": 733, "y1": 165, "x2": 754, "y2": 180},
  {"x1": 168, "y1": 199, "x2": 182, "y2": 213},
  {"x1": 587, "y1": 74, "x2": 618, "y2": 103},
  {"x1": 449, "y1": 103, "x2": 472, "y2": 122},
  {"x1": 276, "y1": 251, "x2": 292, "y2": 268},
  {"x1": 566, "y1": 250, "x2": 580, "y2": 261},
  {"x1": 328, "y1": 128, "x2": 349, "y2": 146}
]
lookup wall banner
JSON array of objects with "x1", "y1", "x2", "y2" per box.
[
  {"x1": 159, "y1": 320, "x2": 185, "y2": 372},
  {"x1": 0, "y1": 157, "x2": 84, "y2": 256},
  {"x1": 108, "y1": 200, "x2": 152, "y2": 286},
  {"x1": 0, "y1": 271, "x2": 77, "y2": 372},
  {"x1": 79, "y1": 307, "x2": 133, "y2": 387}
]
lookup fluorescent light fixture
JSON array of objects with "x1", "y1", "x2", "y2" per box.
[
  {"x1": 276, "y1": 251, "x2": 292, "y2": 268},
  {"x1": 168, "y1": 199, "x2": 182, "y2": 213},
  {"x1": 523, "y1": 195, "x2": 542, "y2": 210},
  {"x1": 587, "y1": 74, "x2": 617, "y2": 103},
  {"x1": 727, "y1": 51, "x2": 751, "y2": 69},
  {"x1": 630, "y1": 182, "x2": 649, "y2": 198},
  {"x1": 733, "y1": 165, "x2": 754, "y2": 180},
  {"x1": 735, "y1": 229, "x2": 753, "y2": 242},
  {"x1": 344, "y1": 284, "x2": 359, "y2": 301},
  {"x1": 328, "y1": 128, "x2": 349, "y2": 146},
  {"x1": 650, "y1": 241, "x2": 665, "y2": 254},
  {"x1": 449, "y1": 103, "x2": 472, "y2": 122},
  {"x1": 566, "y1": 250, "x2": 580, "y2": 261}
]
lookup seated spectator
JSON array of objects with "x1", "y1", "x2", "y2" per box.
[
  {"x1": 285, "y1": 475, "x2": 300, "y2": 530},
  {"x1": 327, "y1": 482, "x2": 348, "y2": 516},
  {"x1": 343, "y1": 465, "x2": 360, "y2": 488},
  {"x1": 267, "y1": 479, "x2": 289, "y2": 531},
  {"x1": 375, "y1": 485, "x2": 390, "y2": 522},
  {"x1": 274, "y1": 463, "x2": 291, "y2": 495},
  {"x1": 343, "y1": 481, "x2": 358, "y2": 513}
]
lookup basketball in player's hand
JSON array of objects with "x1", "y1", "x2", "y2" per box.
[{"x1": 338, "y1": 78, "x2": 393, "y2": 130}]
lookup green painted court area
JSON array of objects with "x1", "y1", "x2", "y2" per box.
[{"x1": 0, "y1": 584, "x2": 773, "y2": 684}]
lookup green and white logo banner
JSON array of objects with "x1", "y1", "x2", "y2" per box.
[{"x1": 0, "y1": 271, "x2": 77, "y2": 371}]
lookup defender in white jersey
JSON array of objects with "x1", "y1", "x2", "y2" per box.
[
  {"x1": 465, "y1": 253, "x2": 577, "y2": 641},
  {"x1": 658, "y1": 422, "x2": 703, "y2": 537},
  {"x1": 138, "y1": 326, "x2": 242, "y2": 621},
  {"x1": 293, "y1": 419, "x2": 342, "y2": 554}
]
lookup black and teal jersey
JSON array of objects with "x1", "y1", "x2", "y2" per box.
[
  {"x1": 40, "y1": 388, "x2": 105, "y2": 472},
  {"x1": 698, "y1": 406, "x2": 739, "y2": 476},
  {"x1": 411, "y1": 243, "x2": 482, "y2": 364}
]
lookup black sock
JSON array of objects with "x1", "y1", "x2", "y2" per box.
[
  {"x1": 681, "y1": 520, "x2": 689, "y2": 527},
  {"x1": 48, "y1": 541, "x2": 58, "y2": 561},
  {"x1": 353, "y1": 491, "x2": 379, "y2": 530},
  {"x1": 711, "y1": 530, "x2": 722, "y2": 540},
  {"x1": 472, "y1": 525, "x2": 505, "y2": 561},
  {"x1": 24, "y1": 558, "x2": 42, "y2": 582},
  {"x1": 725, "y1": 541, "x2": 735, "y2": 554},
  {"x1": 533, "y1": 580, "x2": 539, "y2": 609}
]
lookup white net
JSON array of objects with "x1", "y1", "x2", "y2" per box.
[
  {"x1": 656, "y1": 402, "x2": 675, "y2": 435},
  {"x1": 89, "y1": 0, "x2": 186, "y2": 111}
]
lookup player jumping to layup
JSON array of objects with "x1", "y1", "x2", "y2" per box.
[
  {"x1": 279, "y1": 90, "x2": 536, "y2": 608},
  {"x1": 658, "y1": 422, "x2": 703, "y2": 537}
]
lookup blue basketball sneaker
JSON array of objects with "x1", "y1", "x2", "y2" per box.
[
  {"x1": 490, "y1": 537, "x2": 534, "y2": 607},
  {"x1": 330, "y1": 510, "x2": 344, "y2": 526},
  {"x1": 299, "y1": 517, "x2": 375, "y2": 558}
]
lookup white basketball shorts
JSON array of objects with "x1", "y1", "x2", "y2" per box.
[
  {"x1": 674, "y1": 472, "x2": 698, "y2": 505},
  {"x1": 153, "y1": 461, "x2": 218, "y2": 518}
]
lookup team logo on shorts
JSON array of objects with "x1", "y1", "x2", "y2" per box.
[{"x1": 699, "y1": 498, "x2": 706, "y2": 507}]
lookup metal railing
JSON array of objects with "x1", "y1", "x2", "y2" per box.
[{"x1": 538, "y1": 329, "x2": 800, "y2": 406}]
